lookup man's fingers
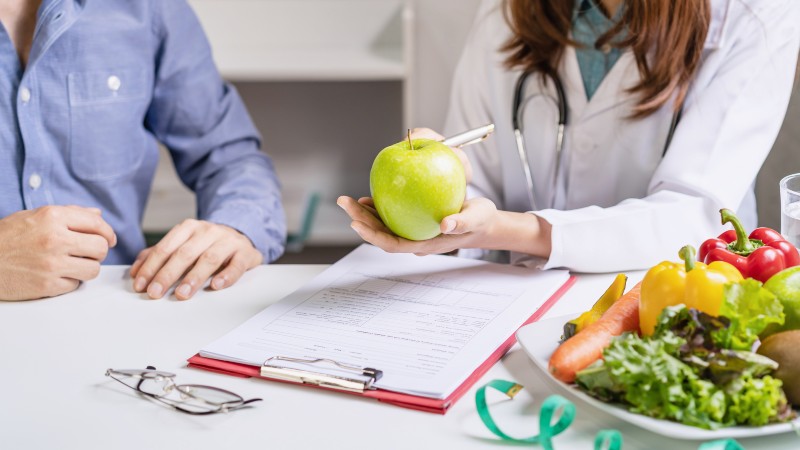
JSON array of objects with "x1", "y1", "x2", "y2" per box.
[
  {"x1": 61, "y1": 257, "x2": 102, "y2": 282},
  {"x1": 58, "y1": 207, "x2": 117, "y2": 248},
  {"x1": 67, "y1": 232, "x2": 110, "y2": 261},
  {"x1": 174, "y1": 242, "x2": 233, "y2": 300},
  {"x1": 210, "y1": 251, "x2": 256, "y2": 292},
  {"x1": 43, "y1": 278, "x2": 81, "y2": 298},
  {"x1": 130, "y1": 247, "x2": 152, "y2": 278},
  {"x1": 133, "y1": 223, "x2": 196, "y2": 295},
  {"x1": 146, "y1": 236, "x2": 214, "y2": 299}
]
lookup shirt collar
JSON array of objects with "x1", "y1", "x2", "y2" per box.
[
  {"x1": 575, "y1": 0, "x2": 623, "y2": 23},
  {"x1": 27, "y1": 0, "x2": 84, "y2": 71}
]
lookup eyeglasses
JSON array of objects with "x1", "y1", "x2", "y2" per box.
[{"x1": 105, "y1": 366, "x2": 262, "y2": 415}]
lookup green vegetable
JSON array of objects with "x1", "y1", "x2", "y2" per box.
[
  {"x1": 714, "y1": 279, "x2": 784, "y2": 350},
  {"x1": 576, "y1": 331, "x2": 727, "y2": 429},
  {"x1": 762, "y1": 265, "x2": 800, "y2": 337},
  {"x1": 575, "y1": 305, "x2": 793, "y2": 429},
  {"x1": 653, "y1": 305, "x2": 779, "y2": 385},
  {"x1": 724, "y1": 374, "x2": 790, "y2": 426}
]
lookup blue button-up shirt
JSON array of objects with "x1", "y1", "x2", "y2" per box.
[{"x1": 0, "y1": 0, "x2": 286, "y2": 264}]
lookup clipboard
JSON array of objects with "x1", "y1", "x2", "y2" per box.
[{"x1": 187, "y1": 275, "x2": 576, "y2": 414}]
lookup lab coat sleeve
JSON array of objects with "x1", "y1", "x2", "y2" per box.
[
  {"x1": 144, "y1": 0, "x2": 287, "y2": 263},
  {"x1": 530, "y1": 0, "x2": 800, "y2": 272}
]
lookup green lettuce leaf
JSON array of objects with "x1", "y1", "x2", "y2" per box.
[
  {"x1": 723, "y1": 374, "x2": 789, "y2": 426},
  {"x1": 576, "y1": 332, "x2": 727, "y2": 429},
  {"x1": 714, "y1": 279, "x2": 785, "y2": 350},
  {"x1": 575, "y1": 319, "x2": 793, "y2": 429}
]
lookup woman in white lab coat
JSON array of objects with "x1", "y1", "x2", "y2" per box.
[{"x1": 338, "y1": 0, "x2": 800, "y2": 272}]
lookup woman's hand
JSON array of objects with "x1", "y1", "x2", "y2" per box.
[
  {"x1": 336, "y1": 196, "x2": 499, "y2": 256},
  {"x1": 410, "y1": 128, "x2": 473, "y2": 184},
  {"x1": 337, "y1": 195, "x2": 553, "y2": 259},
  {"x1": 130, "y1": 220, "x2": 263, "y2": 300}
]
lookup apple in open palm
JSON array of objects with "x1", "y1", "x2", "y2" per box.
[{"x1": 370, "y1": 138, "x2": 466, "y2": 241}]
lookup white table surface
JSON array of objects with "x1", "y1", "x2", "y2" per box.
[{"x1": 1, "y1": 265, "x2": 797, "y2": 450}]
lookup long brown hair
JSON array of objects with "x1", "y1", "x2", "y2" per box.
[{"x1": 502, "y1": 0, "x2": 711, "y2": 117}]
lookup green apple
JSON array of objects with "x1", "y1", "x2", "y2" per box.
[
  {"x1": 370, "y1": 138, "x2": 466, "y2": 241},
  {"x1": 761, "y1": 265, "x2": 800, "y2": 337}
]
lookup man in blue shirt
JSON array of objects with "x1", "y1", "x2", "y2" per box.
[{"x1": 0, "y1": 0, "x2": 286, "y2": 301}]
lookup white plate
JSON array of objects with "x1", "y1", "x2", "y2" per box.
[{"x1": 516, "y1": 315, "x2": 800, "y2": 440}]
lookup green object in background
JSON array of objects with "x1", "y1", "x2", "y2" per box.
[
  {"x1": 144, "y1": 231, "x2": 166, "y2": 248},
  {"x1": 286, "y1": 191, "x2": 320, "y2": 253},
  {"x1": 475, "y1": 379, "x2": 746, "y2": 450}
]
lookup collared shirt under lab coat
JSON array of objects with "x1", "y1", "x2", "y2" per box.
[{"x1": 445, "y1": 0, "x2": 800, "y2": 272}]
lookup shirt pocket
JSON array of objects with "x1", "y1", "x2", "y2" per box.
[{"x1": 68, "y1": 68, "x2": 149, "y2": 182}]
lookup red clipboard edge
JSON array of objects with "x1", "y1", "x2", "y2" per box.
[{"x1": 187, "y1": 274, "x2": 577, "y2": 414}]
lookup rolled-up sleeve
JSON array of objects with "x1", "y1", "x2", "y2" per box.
[{"x1": 144, "y1": 0, "x2": 286, "y2": 262}]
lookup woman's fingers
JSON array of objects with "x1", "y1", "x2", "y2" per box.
[
  {"x1": 337, "y1": 196, "x2": 391, "y2": 233},
  {"x1": 356, "y1": 197, "x2": 376, "y2": 210},
  {"x1": 351, "y1": 220, "x2": 415, "y2": 252},
  {"x1": 441, "y1": 198, "x2": 498, "y2": 236}
]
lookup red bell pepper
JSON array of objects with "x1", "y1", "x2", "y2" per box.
[{"x1": 698, "y1": 209, "x2": 800, "y2": 282}]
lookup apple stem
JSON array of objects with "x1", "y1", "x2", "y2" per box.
[{"x1": 407, "y1": 129, "x2": 413, "y2": 150}]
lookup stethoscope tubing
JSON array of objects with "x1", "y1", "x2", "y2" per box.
[{"x1": 512, "y1": 70, "x2": 680, "y2": 211}]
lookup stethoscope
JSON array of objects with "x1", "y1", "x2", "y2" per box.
[{"x1": 512, "y1": 71, "x2": 682, "y2": 211}]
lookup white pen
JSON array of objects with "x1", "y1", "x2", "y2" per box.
[{"x1": 441, "y1": 123, "x2": 495, "y2": 148}]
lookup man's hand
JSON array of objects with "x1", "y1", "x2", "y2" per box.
[
  {"x1": 0, "y1": 206, "x2": 117, "y2": 301},
  {"x1": 130, "y1": 220, "x2": 262, "y2": 300}
]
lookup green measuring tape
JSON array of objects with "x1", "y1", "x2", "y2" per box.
[{"x1": 475, "y1": 379, "x2": 744, "y2": 450}]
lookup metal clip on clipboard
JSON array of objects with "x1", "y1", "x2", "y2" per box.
[{"x1": 260, "y1": 356, "x2": 383, "y2": 393}]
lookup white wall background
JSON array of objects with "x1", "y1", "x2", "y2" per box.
[{"x1": 408, "y1": 0, "x2": 483, "y2": 130}]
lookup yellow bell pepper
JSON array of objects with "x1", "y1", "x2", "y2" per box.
[
  {"x1": 563, "y1": 273, "x2": 627, "y2": 340},
  {"x1": 639, "y1": 245, "x2": 743, "y2": 336}
]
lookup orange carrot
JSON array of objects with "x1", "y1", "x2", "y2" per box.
[{"x1": 548, "y1": 282, "x2": 641, "y2": 384}]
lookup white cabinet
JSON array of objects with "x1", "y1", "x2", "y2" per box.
[
  {"x1": 189, "y1": 0, "x2": 411, "y2": 84},
  {"x1": 143, "y1": 0, "x2": 413, "y2": 247}
]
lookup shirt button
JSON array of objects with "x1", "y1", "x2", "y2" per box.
[
  {"x1": 20, "y1": 87, "x2": 31, "y2": 103},
  {"x1": 29, "y1": 173, "x2": 42, "y2": 190},
  {"x1": 600, "y1": 43, "x2": 612, "y2": 54},
  {"x1": 107, "y1": 75, "x2": 121, "y2": 92}
]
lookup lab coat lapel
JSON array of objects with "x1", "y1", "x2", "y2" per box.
[
  {"x1": 560, "y1": 44, "x2": 589, "y2": 121},
  {"x1": 576, "y1": 49, "x2": 638, "y2": 122}
]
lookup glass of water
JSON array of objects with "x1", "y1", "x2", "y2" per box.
[{"x1": 780, "y1": 173, "x2": 800, "y2": 248}]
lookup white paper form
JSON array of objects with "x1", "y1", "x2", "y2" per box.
[{"x1": 200, "y1": 244, "x2": 570, "y2": 398}]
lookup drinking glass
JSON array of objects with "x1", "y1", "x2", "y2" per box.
[{"x1": 780, "y1": 173, "x2": 800, "y2": 248}]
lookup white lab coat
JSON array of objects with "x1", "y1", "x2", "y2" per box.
[{"x1": 445, "y1": 0, "x2": 800, "y2": 272}]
